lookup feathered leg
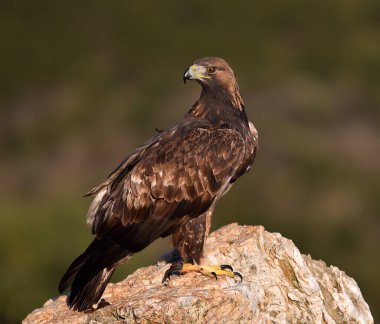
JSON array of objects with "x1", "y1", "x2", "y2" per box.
[
  {"x1": 164, "y1": 206, "x2": 242, "y2": 283},
  {"x1": 171, "y1": 206, "x2": 213, "y2": 264}
]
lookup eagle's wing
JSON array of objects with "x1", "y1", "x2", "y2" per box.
[{"x1": 86, "y1": 125, "x2": 245, "y2": 244}]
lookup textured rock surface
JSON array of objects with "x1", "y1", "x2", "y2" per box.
[{"x1": 24, "y1": 224, "x2": 373, "y2": 323}]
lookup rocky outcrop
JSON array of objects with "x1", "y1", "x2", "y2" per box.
[{"x1": 24, "y1": 224, "x2": 373, "y2": 323}]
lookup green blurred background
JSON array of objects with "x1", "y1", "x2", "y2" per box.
[{"x1": 1, "y1": 1, "x2": 379, "y2": 322}]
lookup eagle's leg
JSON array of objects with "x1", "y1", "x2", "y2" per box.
[
  {"x1": 162, "y1": 261, "x2": 242, "y2": 283},
  {"x1": 171, "y1": 207, "x2": 214, "y2": 264},
  {"x1": 163, "y1": 207, "x2": 243, "y2": 283},
  {"x1": 157, "y1": 207, "x2": 211, "y2": 265}
]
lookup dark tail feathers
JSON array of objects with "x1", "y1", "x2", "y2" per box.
[{"x1": 58, "y1": 238, "x2": 131, "y2": 311}]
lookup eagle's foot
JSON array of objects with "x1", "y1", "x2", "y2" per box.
[{"x1": 162, "y1": 261, "x2": 243, "y2": 284}]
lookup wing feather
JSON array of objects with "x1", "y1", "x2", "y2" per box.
[{"x1": 87, "y1": 124, "x2": 245, "y2": 240}]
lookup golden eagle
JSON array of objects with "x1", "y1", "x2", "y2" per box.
[{"x1": 58, "y1": 57, "x2": 258, "y2": 311}]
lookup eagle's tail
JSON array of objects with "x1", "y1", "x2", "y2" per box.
[{"x1": 58, "y1": 238, "x2": 131, "y2": 311}]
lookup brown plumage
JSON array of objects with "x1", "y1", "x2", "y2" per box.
[{"x1": 58, "y1": 57, "x2": 258, "y2": 311}]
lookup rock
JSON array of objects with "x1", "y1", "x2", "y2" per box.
[{"x1": 23, "y1": 224, "x2": 373, "y2": 323}]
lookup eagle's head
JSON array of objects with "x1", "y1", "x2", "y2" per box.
[
  {"x1": 183, "y1": 57, "x2": 243, "y2": 108},
  {"x1": 183, "y1": 57, "x2": 237, "y2": 91}
]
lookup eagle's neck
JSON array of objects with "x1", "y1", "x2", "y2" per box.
[
  {"x1": 188, "y1": 85, "x2": 248, "y2": 127},
  {"x1": 202, "y1": 81, "x2": 244, "y2": 109}
]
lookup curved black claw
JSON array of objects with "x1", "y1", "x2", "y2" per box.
[
  {"x1": 211, "y1": 271, "x2": 218, "y2": 280},
  {"x1": 162, "y1": 261, "x2": 183, "y2": 284},
  {"x1": 220, "y1": 264, "x2": 234, "y2": 272},
  {"x1": 233, "y1": 271, "x2": 243, "y2": 282},
  {"x1": 187, "y1": 257, "x2": 194, "y2": 265}
]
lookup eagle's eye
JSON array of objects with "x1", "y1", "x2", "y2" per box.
[{"x1": 206, "y1": 67, "x2": 216, "y2": 73}]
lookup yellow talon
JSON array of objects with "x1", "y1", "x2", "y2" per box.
[
  {"x1": 162, "y1": 262, "x2": 243, "y2": 284},
  {"x1": 181, "y1": 263, "x2": 241, "y2": 281}
]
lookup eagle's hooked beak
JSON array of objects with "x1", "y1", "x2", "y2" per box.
[
  {"x1": 183, "y1": 68, "x2": 191, "y2": 84},
  {"x1": 183, "y1": 64, "x2": 210, "y2": 84}
]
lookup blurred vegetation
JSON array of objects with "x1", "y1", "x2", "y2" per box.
[{"x1": 0, "y1": 1, "x2": 379, "y2": 322}]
